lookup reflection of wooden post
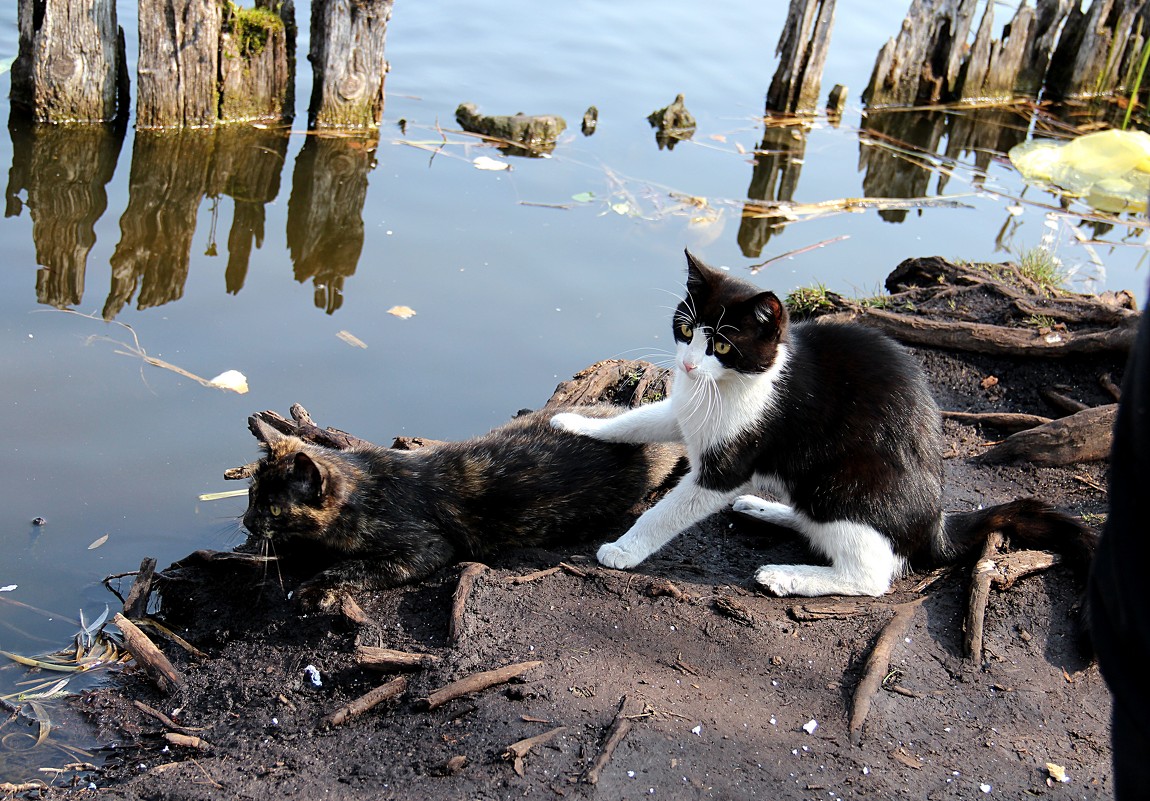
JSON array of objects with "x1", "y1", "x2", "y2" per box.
[
  {"x1": 858, "y1": 110, "x2": 946, "y2": 222},
  {"x1": 6, "y1": 120, "x2": 124, "y2": 308},
  {"x1": 136, "y1": 0, "x2": 221, "y2": 129},
  {"x1": 308, "y1": 0, "x2": 394, "y2": 129},
  {"x1": 106, "y1": 132, "x2": 214, "y2": 318},
  {"x1": 287, "y1": 135, "x2": 377, "y2": 312},
  {"x1": 738, "y1": 125, "x2": 808, "y2": 258},
  {"x1": 11, "y1": 0, "x2": 127, "y2": 123},
  {"x1": 205, "y1": 126, "x2": 291, "y2": 293},
  {"x1": 766, "y1": 0, "x2": 837, "y2": 115}
]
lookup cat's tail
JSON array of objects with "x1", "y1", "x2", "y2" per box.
[{"x1": 939, "y1": 498, "x2": 1098, "y2": 583}]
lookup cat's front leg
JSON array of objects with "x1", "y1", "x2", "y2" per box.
[
  {"x1": 597, "y1": 475, "x2": 734, "y2": 568},
  {"x1": 551, "y1": 399, "x2": 682, "y2": 444}
]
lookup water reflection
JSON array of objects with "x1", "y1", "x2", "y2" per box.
[
  {"x1": 286, "y1": 134, "x2": 377, "y2": 314},
  {"x1": 858, "y1": 108, "x2": 1029, "y2": 222},
  {"x1": 5, "y1": 117, "x2": 125, "y2": 309},
  {"x1": 738, "y1": 124, "x2": 808, "y2": 258}
]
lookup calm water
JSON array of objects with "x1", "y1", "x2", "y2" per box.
[{"x1": 0, "y1": 0, "x2": 1146, "y2": 780}]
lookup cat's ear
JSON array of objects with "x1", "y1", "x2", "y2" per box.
[
  {"x1": 289, "y1": 451, "x2": 329, "y2": 501},
  {"x1": 684, "y1": 249, "x2": 711, "y2": 294},
  {"x1": 749, "y1": 291, "x2": 787, "y2": 330}
]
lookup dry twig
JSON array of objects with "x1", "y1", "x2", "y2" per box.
[
  {"x1": 502, "y1": 726, "x2": 567, "y2": 776},
  {"x1": 355, "y1": 646, "x2": 439, "y2": 672},
  {"x1": 964, "y1": 531, "x2": 1006, "y2": 664},
  {"x1": 113, "y1": 613, "x2": 184, "y2": 694},
  {"x1": 584, "y1": 696, "x2": 637, "y2": 784}
]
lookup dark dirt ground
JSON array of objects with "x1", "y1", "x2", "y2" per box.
[{"x1": 16, "y1": 268, "x2": 1129, "y2": 801}]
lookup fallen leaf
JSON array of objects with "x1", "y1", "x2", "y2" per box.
[
  {"x1": 571, "y1": 192, "x2": 595, "y2": 203},
  {"x1": 208, "y1": 370, "x2": 249, "y2": 394},
  {"x1": 88, "y1": 534, "x2": 109, "y2": 550},
  {"x1": 709, "y1": 134, "x2": 727, "y2": 142},
  {"x1": 388, "y1": 306, "x2": 417, "y2": 320},
  {"x1": 336, "y1": 330, "x2": 368, "y2": 349},
  {"x1": 980, "y1": 375, "x2": 999, "y2": 390},
  {"x1": 473, "y1": 155, "x2": 510, "y2": 171}
]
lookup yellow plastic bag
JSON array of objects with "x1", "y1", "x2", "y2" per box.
[{"x1": 1009, "y1": 128, "x2": 1150, "y2": 213}]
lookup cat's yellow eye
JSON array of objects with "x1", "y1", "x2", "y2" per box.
[
  {"x1": 714, "y1": 341, "x2": 732, "y2": 355},
  {"x1": 269, "y1": 504, "x2": 282, "y2": 517},
  {"x1": 678, "y1": 323, "x2": 693, "y2": 339}
]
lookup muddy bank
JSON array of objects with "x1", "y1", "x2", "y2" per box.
[{"x1": 54, "y1": 259, "x2": 1128, "y2": 800}]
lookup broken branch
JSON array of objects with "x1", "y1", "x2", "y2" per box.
[
  {"x1": 849, "y1": 598, "x2": 924, "y2": 746},
  {"x1": 964, "y1": 531, "x2": 1005, "y2": 664},
  {"x1": 503, "y1": 726, "x2": 567, "y2": 776},
  {"x1": 449, "y1": 562, "x2": 488, "y2": 644},
  {"x1": 584, "y1": 696, "x2": 637, "y2": 784},
  {"x1": 113, "y1": 613, "x2": 185, "y2": 695},
  {"x1": 322, "y1": 676, "x2": 408, "y2": 728},
  {"x1": 418, "y1": 660, "x2": 543, "y2": 711},
  {"x1": 355, "y1": 646, "x2": 439, "y2": 672},
  {"x1": 977, "y1": 404, "x2": 1117, "y2": 465}
]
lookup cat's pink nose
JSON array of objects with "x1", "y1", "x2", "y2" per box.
[{"x1": 683, "y1": 361, "x2": 697, "y2": 372}]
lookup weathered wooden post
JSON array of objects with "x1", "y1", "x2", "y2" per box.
[
  {"x1": 11, "y1": 0, "x2": 128, "y2": 123},
  {"x1": 1016, "y1": 0, "x2": 1072, "y2": 96},
  {"x1": 308, "y1": 0, "x2": 394, "y2": 129},
  {"x1": 1045, "y1": 0, "x2": 1149, "y2": 100},
  {"x1": 286, "y1": 135, "x2": 378, "y2": 311},
  {"x1": 136, "y1": 0, "x2": 222, "y2": 128},
  {"x1": 218, "y1": 0, "x2": 296, "y2": 123},
  {"x1": 766, "y1": 0, "x2": 837, "y2": 115},
  {"x1": 863, "y1": 0, "x2": 978, "y2": 107},
  {"x1": 955, "y1": 1, "x2": 1034, "y2": 102}
]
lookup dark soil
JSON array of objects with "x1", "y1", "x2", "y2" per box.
[{"x1": 47, "y1": 282, "x2": 1124, "y2": 801}]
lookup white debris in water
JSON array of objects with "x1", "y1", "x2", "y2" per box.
[
  {"x1": 802, "y1": 719, "x2": 819, "y2": 735},
  {"x1": 208, "y1": 370, "x2": 249, "y2": 394},
  {"x1": 304, "y1": 665, "x2": 322, "y2": 687}
]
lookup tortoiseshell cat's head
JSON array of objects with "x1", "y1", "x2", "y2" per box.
[
  {"x1": 673, "y1": 250, "x2": 788, "y2": 379},
  {"x1": 242, "y1": 422, "x2": 354, "y2": 548}
]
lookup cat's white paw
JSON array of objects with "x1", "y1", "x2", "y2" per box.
[
  {"x1": 597, "y1": 542, "x2": 645, "y2": 570},
  {"x1": 754, "y1": 564, "x2": 802, "y2": 596},
  {"x1": 732, "y1": 495, "x2": 794, "y2": 526},
  {"x1": 551, "y1": 412, "x2": 599, "y2": 436}
]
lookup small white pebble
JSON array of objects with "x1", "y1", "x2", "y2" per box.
[
  {"x1": 862, "y1": 766, "x2": 870, "y2": 775},
  {"x1": 304, "y1": 665, "x2": 322, "y2": 687},
  {"x1": 803, "y1": 719, "x2": 818, "y2": 735},
  {"x1": 769, "y1": 717, "x2": 777, "y2": 726},
  {"x1": 628, "y1": 771, "x2": 636, "y2": 778},
  {"x1": 980, "y1": 783, "x2": 992, "y2": 793},
  {"x1": 691, "y1": 725, "x2": 702, "y2": 736}
]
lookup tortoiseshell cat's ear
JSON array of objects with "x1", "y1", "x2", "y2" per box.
[
  {"x1": 288, "y1": 451, "x2": 329, "y2": 502},
  {"x1": 249, "y1": 415, "x2": 287, "y2": 447}
]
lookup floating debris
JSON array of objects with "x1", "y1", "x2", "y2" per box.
[
  {"x1": 208, "y1": 370, "x2": 249, "y2": 394},
  {"x1": 472, "y1": 155, "x2": 511, "y2": 171},
  {"x1": 387, "y1": 305, "x2": 417, "y2": 320},
  {"x1": 1009, "y1": 129, "x2": 1150, "y2": 214},
  {"x1": 336, "y1": 330, "x2": 368, "y2": 349},
  {"x1": 87, "y1": 534, "x2": 109, "y2": 550}
]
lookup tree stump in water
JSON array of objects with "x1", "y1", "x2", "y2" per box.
[
  {"x1": 766, "y1": 0, "x2": 837, "y2": 115},
  {"x1": 308, "y1": 0, "x2": 394, "y2": 129},
  {"x1": 136, "y1": 0, "x2": 221, "y2": 129},
  {"x1": 1045, "y1": 0, "x2": 1149, "y2": 100},
  {"x1": 11, "y1": 0, "x2": 128, "y2": 123}
]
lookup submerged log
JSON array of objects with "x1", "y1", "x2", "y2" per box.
[
  {"x1": 455, "y1": 103, "x2": 567, "y2": 156},
  {"x1": 766, "y1": 0, "x2": 837, "y2": 115},
  {"x1": 308, "y1": 0, "x2": 393, "y2": 129},
  {"x1": 12, "y1": 0, "x2": 128, "y2": 123}
]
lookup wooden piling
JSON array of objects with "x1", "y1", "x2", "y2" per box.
[
  {"x1": 308, "y1": 0, "x2": 394, "y2": 129},
  {"x1": 766, "y1": 0, "x2": 837, "y2": 115},
  {"x1": 11, "y1": 0, "x2": 127, "y2": 123}
]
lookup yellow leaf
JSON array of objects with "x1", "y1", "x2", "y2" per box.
[{"x1": 388, "y1": 306, "x2": 417, "y2": 319}]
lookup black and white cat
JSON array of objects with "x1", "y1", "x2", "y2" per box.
[{"x1": 552, "y1": 250, "x2": 1094, "y2": 596}]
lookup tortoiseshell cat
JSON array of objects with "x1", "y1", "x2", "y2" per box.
[
  {"x1": 242, "y1": 406, "x2": 683, "y2": 604},
  {"x1": 553, "y1": 251, "x2": 1096, "y2": 596}
]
